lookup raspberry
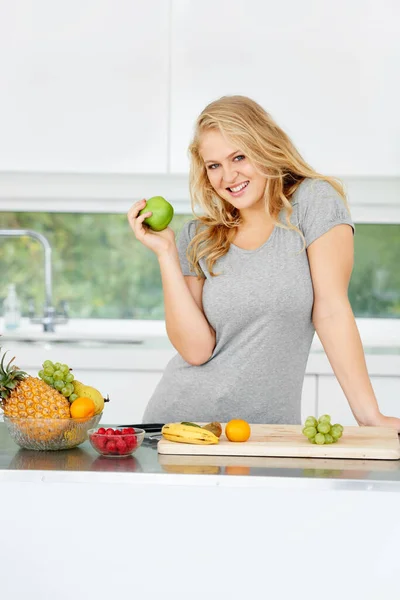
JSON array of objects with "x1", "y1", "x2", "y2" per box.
[
  {"x1": 106, "y1": 440, "x2": 117, "y2": 453},
  {"x1": 96, "y1": 436, "x2": 107, "y2": 450},
  {"x1": 90, "y1": 435, "x2": 99, "y2": 449},
  {"x1": 90, "y1": 434, "x2": 106, "y2": 451},
  {"x1": 114, "y1": 429, "x2": 122, "y2": 436},
  {"x1": 116, "y1": 438, "x2": 127, "y2": 454},
  {"x1": 123, "y1": 427, "x2": 135, "y2": 435},
  {"x1": 105, "y1": 428, "x2": 115, "y2": 436},
  {"x1": 97, "y1": 427, "x2": 106, "y2": 435},
  {"x1": 125, "y1": 435, "x2": 137, "y2": 451}
]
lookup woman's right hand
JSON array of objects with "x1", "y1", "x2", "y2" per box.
[{"x1": 127, "y1": 199, "x2": 177, "y2": 257}]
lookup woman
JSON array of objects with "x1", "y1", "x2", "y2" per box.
[{"x1": 128, "y1": 95, "x2": 400, "y2": 430}]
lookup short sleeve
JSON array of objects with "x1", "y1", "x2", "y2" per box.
[
  {"x1": 176, "y1": 219, "x2": 205, "y2": 277},
  {"x1": 297, "y1": 179, "x2": 355, "y2": 248}
]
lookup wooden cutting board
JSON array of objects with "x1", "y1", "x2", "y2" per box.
[
  {"x1": 157, "y1": 424, "x2": 400, "y2": 460},
  {"x1": 157, "y1": 453, "x2": 400, "y2": 476}
]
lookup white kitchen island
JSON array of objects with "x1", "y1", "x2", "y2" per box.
[{"x1": 1, "y1": 423, "x2": 399, "y2": 600}]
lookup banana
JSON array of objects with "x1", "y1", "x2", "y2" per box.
[
  {"x1": 162, "y1": 423, "x2": 219, "y2": 445},
  {"x1": 181, "y1": 421, "x2": 222, "y2": 437},
  {"x1": 72, "y1": 380, "x2": 108, "y2": 415}
]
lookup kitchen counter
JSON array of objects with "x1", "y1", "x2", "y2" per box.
[
  {"x1": 2, "y1": 320, "x2": 400, "y2": 377},
  {"x1": 2, "y1": 316, "x2": 400, "y2": 347},
  {"x1": 1, "y1": 423, "x2": 400, "y2": 600},
  {"x1": 1, "y1": 424, "x2": 400, "y2": 491}
]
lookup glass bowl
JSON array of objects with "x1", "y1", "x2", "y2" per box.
[
  {"x1": 3, "y1": 413, "x2": 103, "y2": 451},
  {"x1": 88, "y1": 426, "x2": 145, "y2": 458}
]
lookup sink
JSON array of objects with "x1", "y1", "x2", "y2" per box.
[
  {"x1": 3, "y1": 337, "x2": 144, "y2": 348},
  {"x1": 13, "y1": 338, "x2": 144, "y2": 348}
]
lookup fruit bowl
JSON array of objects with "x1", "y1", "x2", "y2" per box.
[
  {"x1": 3, "y1": 413, "x2": 103, "y2": 451},
  {"x1": 88, "y1": 426, "x2": 145, "y2": 458}
]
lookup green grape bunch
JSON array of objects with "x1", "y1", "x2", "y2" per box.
[
  {"x1": 302, "y1": 415, "x2": 344, "y2": 445},
  {"x1": 38, "y1": 360, "x2": 78, "y2": 402}
]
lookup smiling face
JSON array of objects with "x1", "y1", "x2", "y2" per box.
[{"x1": 199, "y1": 129, "x2": 268, "y2": 212}]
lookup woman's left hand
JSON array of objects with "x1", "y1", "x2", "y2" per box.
[{"x1": 371, "y1": 413, "x2": 400, "y2": 433}]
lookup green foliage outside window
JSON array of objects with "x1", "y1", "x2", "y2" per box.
[
  {"x1": 0, "y1": 212, "x2": 190, "y2": 319},
  {"x1": 0, "y1": 213, "x2": 399, "y2": 319}
]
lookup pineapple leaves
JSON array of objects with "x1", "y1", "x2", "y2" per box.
[{"x1": 0, "y1": 346, "x2": 28, "y2": 399}]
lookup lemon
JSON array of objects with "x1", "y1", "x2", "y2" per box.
[{"x1": 139, "y1": 196, "x2": 174, "y2": 231}]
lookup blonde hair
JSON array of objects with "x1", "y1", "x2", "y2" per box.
[{"x1": 186, "y1": 95, "x2": 349, "y2": 277}]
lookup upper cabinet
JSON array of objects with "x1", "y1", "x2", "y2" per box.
[
  {"x1": 0, "y1": 1, "x2": 170, "y2": 173},
  {"x1": 169, "y1": 0, "x2": 400, "y2": 175},
  {"x1": 1, "y1": 2, "x2": 398, "y2": 176}
]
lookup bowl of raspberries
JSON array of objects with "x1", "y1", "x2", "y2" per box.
[{"x1": 88, "y1": 426, "x2": 145, "y2": 457}]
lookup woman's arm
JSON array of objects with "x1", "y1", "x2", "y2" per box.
[
  {"x1": 127, "y1": 200, "x2": 215, "y2": 366},
  {"x1": 158, "y1": 249, "x2": 216, "y2": 366},
  {"x1": 307, "y1": 224, "x2": 400, "y2": 432}
]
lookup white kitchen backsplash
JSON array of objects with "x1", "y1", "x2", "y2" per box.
[{"x1": 1, "y1": 317, "x2": 400, "y2": 348}]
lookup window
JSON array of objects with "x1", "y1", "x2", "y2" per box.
[
  {"x1": 0, "y1": 212, "x2": 191, "y2": 319},
  {"x1": 1, "y1": 214, "x2": 399, "y2": 319},
  {"x1": 349, "y1": 224, "x2": 400, "y2": 318}
]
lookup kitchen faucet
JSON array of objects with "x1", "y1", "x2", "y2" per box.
[{"x1": 0, "y1": 229, "x2": 68, "y2": 332}]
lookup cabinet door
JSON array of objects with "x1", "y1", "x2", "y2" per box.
[
  {"x1": 170, "y1": 0, "x2": 399, "y2": 175},
  {"x1": 71, "y1": 369, "x2": 164, "y2": 424},
  {"x1": 318, "y1": 375, "x2": 400, "y2": 425},
  {"x1": 0, "y1": 1, "x2": 169, "y2": 173}
]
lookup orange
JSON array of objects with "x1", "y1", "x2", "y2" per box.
[
  {"x1": 70, "y1": 397, "x2": 95, "y2": 419},
  {"x1": 225, "y1": 466, "x2": 251, "y2": 476},
  {"x1": 225, "y1": 419, "x2": 251, "y2": 442}
]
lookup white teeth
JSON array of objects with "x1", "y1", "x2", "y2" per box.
[{"x1": 229, "y1": 181, "x2": 248, "y2": 193}]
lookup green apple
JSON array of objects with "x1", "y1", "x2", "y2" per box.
[{"x1": 139, "y1": 196, "x2": 174, "y2": 231}]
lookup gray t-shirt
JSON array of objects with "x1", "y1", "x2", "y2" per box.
[{"x1": 143, "y1": 178, "x2": 355, "y2": 424}]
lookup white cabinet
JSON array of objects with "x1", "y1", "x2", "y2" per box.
[
  {"x1": 170, "y1": 0, "x2": 400, "y2": 175},
  {"x1": 317, "y1": 375, "x2": 400, "y2": 425},
  {"x1": 0, "y1": 1, "x2": 169, "y2": 173},
  {"x1": 1, "y1": 2, "x2": 398, "y2": 176}
]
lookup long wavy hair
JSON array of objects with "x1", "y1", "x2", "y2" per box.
[{"x1": 186, "y1": 95, "x2": 349, "y2": 277}]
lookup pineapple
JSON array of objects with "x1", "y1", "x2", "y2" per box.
[{"x1": 0, "y1": 348, "x2": 70, "y2": 442}]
